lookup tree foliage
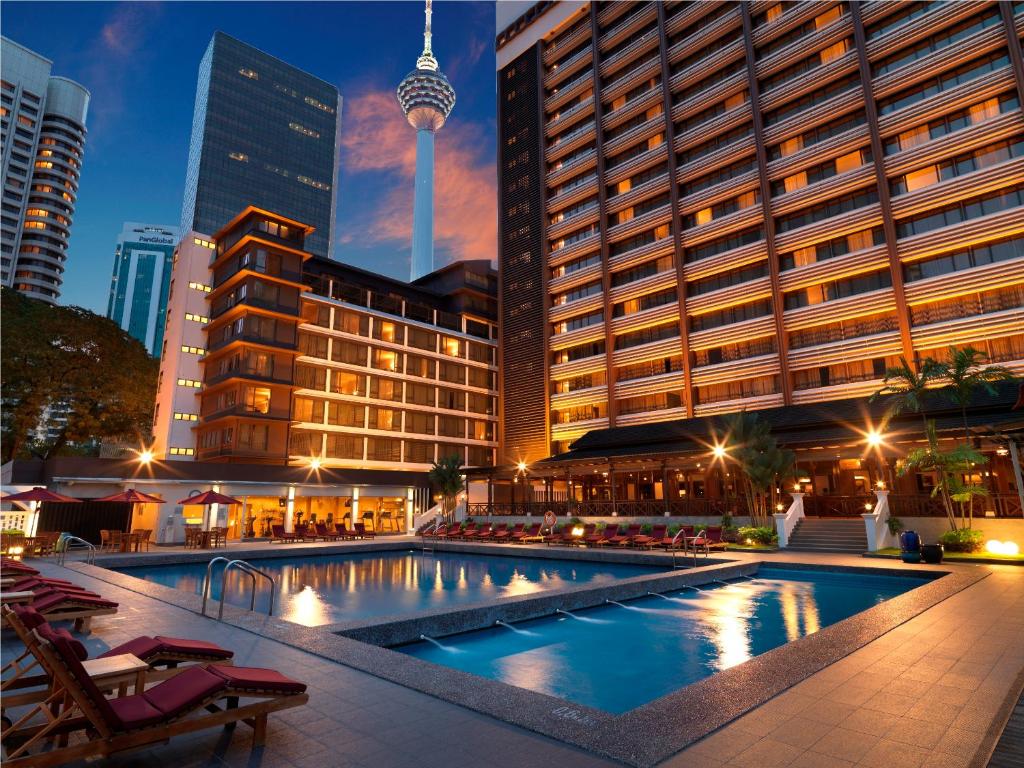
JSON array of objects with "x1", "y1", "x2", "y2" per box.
[
  {"x1": 871, "y1": 355, "x2": 945, "y2": 431},
  {"x1": 1, "y1": 287, "x2": 158, "y2": 461},
  {"x1": 723, "y1": 411, "x2": 795, "y2": 526},
  {"x1": 428, "y1": 453, "x2": 465, "y2": 525},
  {"x1": 931, "y1": 345, "x2": 1016, "y2": 442}
]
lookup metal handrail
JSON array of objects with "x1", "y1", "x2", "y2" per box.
[
  {"x1": 56, "y1": 536, "x2": 96, "y2": 566},
  {"x1": 201, "y1": 557, "x2": 276, "y2": 620}
]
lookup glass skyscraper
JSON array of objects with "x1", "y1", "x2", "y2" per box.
[
  {"x1": 180, "y1": 32, "x2": 341, "y2": 258},
  {"x1": 106, "y1": 222, "x2": 179, "y2": 356}
]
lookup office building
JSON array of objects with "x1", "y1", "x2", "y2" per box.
[
  {"x1": 106, "y1": 222, "x2": 180, "y2": 355},
  {"x1": 495, "y1": 1, "x2": 1024, "y2": 463},
  {"x1": 397, "y1": 0, "x2": 456, "y2": 280},
  {"x1": 0, "y1": 36, "x2": 89, "y2": 303},
  {"x1": 153, "y1": 206, "x2": 499, "y2": 478},
  {"x1": 180, "y1": 32, "x2": 342, "y2": 259}
]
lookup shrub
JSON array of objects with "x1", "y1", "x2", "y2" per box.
[
  {"x1": 640, "y1": 524, "x2": 652, "y2": 534},
  {"x1": 737, "y1": 526, "x2": 777, "y2": 546},
  {"x1": 887, "y1": 516, "x2": 904, "y2": 535},
  {"x1": 721, "y1": 514, "x2": 734, "y2": 530},
  {"x1": 938, "y1": 528, "x2": 984, "y2": 553}
]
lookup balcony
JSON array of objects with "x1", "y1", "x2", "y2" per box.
[
  {"x1": 210, "y1": 294, "x2": 300, "y2": 320},
  {"x1": 212, "y1": 265, "x2": 303, "y2": 290},
  {"x1": 203, "y1": 366, "x2": 292, "y2": 388},
  {"x1": 207, "y1": 330, "x2": 297, "y2": 354},
  {"x1": 202, "y1": 404, "x2": 292, "y2": 423}
]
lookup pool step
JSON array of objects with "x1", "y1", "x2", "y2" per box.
[{"x1": 786, "y1": 518, "x2": 867, "y2": 553}]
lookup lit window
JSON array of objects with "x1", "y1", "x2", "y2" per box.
[
  {"x1": 969, "y1": 98, "x2": 1000, "y2": 124},
  {"x1": 192, "y1": 238, "x2": 215, "y2": 250},
  {"x1": 239, "y1": 68, "x2": 258, "y2": 80},
  {"x1": 297, "y1": 175, "x2": 331, "y2": 190},
  {"x1": 169, "y1": 447, "x2": 195, "y2": 456},
  {"x1": 833, "y1": 150, "x2": 862, "y2": 174},
  {"x1": 289, "y1": 122, "x2": 320, "y2": 139},
  {"x1": 188, "y1": 281, "x2": 212, "y2": 292},
  {"x1": 173, "y1": 412, "x2": 199, "y2": 421},
  {"x1": 903, "y1": 166, "x2": 939, "y2": 192},
  {"x1": 304, "y1": 96, "x2": 335, "y2": 114},
  {"x1": 779, "y1": 136, "x2": 803, "y2": 157},
  {"x1": 184, "y1": 312, "x2": 209, "y2": 324},
  {"x1": 765, "y1": 3, "x2": 783, "y2": 23},
  {"x1": 177, "y1": 378, "x2": 202, "y2": 388},
  {"x1": 815, "y1": 6, "x2": 843, "y2": 29},
  {"x1": 229, "y1": 152, "x2": 248, "y2": 162},
  {"x1": 819, "y1": 40, "x2": 849, "y2": 65},
  {"x1": 695, "y1": 207, "x2": 713, "y2": 226},
  {"x1": 181, "y1": 345, "x2": 205, "y2": 356}
]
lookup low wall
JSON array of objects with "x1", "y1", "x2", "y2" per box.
[
  {"x1": 900, "y1": 517, "x2": 1024, "y2": 544},
  {"x1": 470, "y1": 514, "x2": 754, "y2": 527}
]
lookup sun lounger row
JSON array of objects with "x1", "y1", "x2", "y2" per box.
[
  {"x1": 1, "y1": 569, "x2": 119, "y2": 633},
  {"x1": 418, "y1": 522, "x2": 728, "y2": 550},
  {"x1": 1, "y1": 575, "x2": 309, "y2": 763},
  {"x1": 269, "y1": 522, "x2": 375, "y2": 543}
]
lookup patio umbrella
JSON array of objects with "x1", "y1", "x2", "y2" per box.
[
  {"x1": 177, "y1": 491, "x2": 242, "y2": 532},
  {"x1": 94, "y1": 489, "x2": 166, "y2": 534},
  {"x1": 1, "y1": 487, "x2": 79, "y2": 539}
]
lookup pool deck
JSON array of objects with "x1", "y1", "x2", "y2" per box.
[{"x1": 5, "y1": 542, "x2": 1022, "y2": 767}]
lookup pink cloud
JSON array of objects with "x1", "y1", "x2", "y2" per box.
[{"x1": 339, "y1": 88, "x2": 496, "y2": 266}]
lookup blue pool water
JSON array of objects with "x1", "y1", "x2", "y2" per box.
[
  {"x1": 400, "y1": 569, "x2": 922, "y2": 713},
  {"x1": 116, "y1": 551, "x2": 662, "y2": 626}
]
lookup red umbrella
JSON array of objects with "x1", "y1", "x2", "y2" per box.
[
  {"x1": 176, "y1": 491, "x2": 242, "y2": 506},
  {"x1": 94, "y1": 489, "x2": 166, "y2": 504},
  {"x1": 2, "y1": 487, "x2": 80, "y2": 504}
]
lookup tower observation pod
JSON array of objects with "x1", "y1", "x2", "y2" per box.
[{"x1": 397, "y1": 0, "x2": 456, "y2": 281}]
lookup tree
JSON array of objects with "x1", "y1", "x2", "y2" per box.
[
  {"x1": 723, "y1": 411, "x2": 795, "y2": 526},
  {"x1": 932, "y1": 345, "x2": 1016, "y2": 444},
  {"x1": 1, "y1": 287, "x2": 158, "y2": 461},
  {"x1": 871, "y1": 355, "x2": 945, "y2": 432},
  {"x1": 899, "y1": 421, "x2": 987, "y2": 531},
  {"x1": 428, "y1": 454, "x2": 465, "y2": 525}
]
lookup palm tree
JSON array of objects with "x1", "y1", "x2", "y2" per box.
[
  {"x1": 932, "y1": 345, "x2": 1016, "y2": 444},
  {"x1": 871, "y1": 356, "x2": 945, "y2": 432},
  {"x1": 724, "y1": 411, "x2": 795, "y2": 526},
  {"x1": 899, "y1": 421, "x2": 987, "y2": 530},
  {"x1": 428, "y1": 454, "x2": 465, "y2": 525}
]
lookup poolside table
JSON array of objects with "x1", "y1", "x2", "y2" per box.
[
  {"x1": 82, "y1": 653, "x2": 149, "y2": 696},
  {"x1": 0, "y1": 591, "x2": 35, "y2": 605}
]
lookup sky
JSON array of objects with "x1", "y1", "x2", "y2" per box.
[{"x1": 3, "y1": 1, "x2": 498, "y2": 313}]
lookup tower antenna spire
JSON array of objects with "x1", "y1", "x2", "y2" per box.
[{"x1": 417, "y1": 0, "x2": 439, "y2": 71}]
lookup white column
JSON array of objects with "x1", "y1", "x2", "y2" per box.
[
  {"x1": 351, "y1": 487, "x2": 360, "y2": 531},
  {"x1": 284, "y1": 486, "x2": 296, "y2": 533},
  {"x1": 406, "y1": 487, "x2": 415, "y2": 536}
]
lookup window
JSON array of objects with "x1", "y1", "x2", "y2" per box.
[
  {"x1": 177, "y1": 378, "x2": 202, "y2": 388},
  {"x1": 896, "y1": 184, "x2": 1024, "y2": 237},
  {"x1": 685, "y1": 227, "x2": 762, "y2": 263},
  {"x1": 331, "y1": 370, "x2": 364, "y2": 396},
  {"x1": 872, "y1": 9, "x2": 1001, "y2": 77},
  {"x1": 788, "y1": 311, "x2": 899, "y2": 348},
  {"x1": 688, "y1": 262, "x2": 768, "y2": 296},
  {"x1": 173, "y1": 412, "x2": 199, "y2": 422},
  {"x1": 614, "y1": 322, "x2": 678, "y2": 350},
  {"x1": 553, "y1": 310, "x2": 604, "y2": 334},
  {"x1": 878, "y1": 52, "x2": 1009, "y2": 116},
  {"x1": 618, "y1": 392, "x2": 682, "y2": 415},
  {"x1": 406, "y1": 381, "x2": 435, "y2": 406},
  {"x1": 326, "y1": 433, "x2": 363, "y2": 459},
  {"x1": 181, "y1": 345, "x2": 205, "y2": 356},
  {"x1": 763, "y1": 74, "x2": 860, "y2": 127},
  {"x1": 553, "y1": 371, "x2": 607, "y2": 393},
  {"x1": 771, "y1": 149, "x2": 870, "y2": 196},
  {"x1": 685, "y1": 190, "x2": 759, "y2": 226},
  {"x1": 244, "y1": 387, "x2": 271, "y2": 414},
  {"x1": 610, "y1": 255, "x2": 673, "y2": 287},
  {"x1": 903, "y1": 235, "x2": 1024, "y2": 282},
  {"x1": 890, "y1": 139, "x2": 1024, "y2": 196},
  {"x1": 884, "y1": 94, "x2": 1018, "y2": 155},
  {"x1": 553, "y1": 403, "x2": 607, "y2": 424},
  {"x1": 693, "y1": 337, "x2": 777, "y2": 366},
  {"x1": 780, "y1": 227, "x2": 884, "y2": 270},
  {"x1": 775, "y1": 187, "x2": 878, "y2": 233},
  {"x1": 293, "y1": 397, "x2": 324, "y2": 423},
  {"x1": 615, "y1": 356, "x2": 683, "y2": 382},
  {"x1": 405, "y1": 411, "x2": 434, "y2": 434},
  {"x1": 372, "y1": 348, "x2": 402, "y2": 373},
  {"x1": 792, "y1": 357, "x2": 898, "y2": 390},
  {"x1": 689, "y1": 299, "x2": 772, "y2": 332},
  {"x1": 368, "y1": 406, "x2": 399, "y2": 431},
  {"x1": 613, "y1": 288, "x2": 677, "y2": 316},
  {"x1": 784, "y1": 269, "x2": 892, "y2": 309},
  {"x1": 695, "y1": 375, "x2": 779, "y2": 404},
  {"x1": 552, "y1": 340, "x2": 605, "y2": 364}
]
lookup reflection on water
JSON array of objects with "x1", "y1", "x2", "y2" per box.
[
  {"x1": 119, "y1": 552, "x2": 658, "y2": 627},
  {"x1": 402, "y1": 569, "x2": 918, "y2": 714}
]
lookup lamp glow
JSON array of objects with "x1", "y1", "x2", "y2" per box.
[
  {"x1": 516, "y1": 460, "x2": 527, "y2": 473},
  {"x1": 137, "y1": 449, "x2": 154, "y2": 465},
  {"x1": 866, "y1": 430, "x2": 883, "y2": 447},
  {"x1": 712, "y1": 445, "x2": 727, "y2": 459},
  {"x1": 986, "y1": 540, "x2": 1020, "y2": 556},
  {"x1": 309, "y1": 457, "x2": 322, "y2": 471}
]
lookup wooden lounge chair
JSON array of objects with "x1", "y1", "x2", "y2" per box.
[
  {"x1": 476, "y1": 522, "x2": 505, "y2": 541},
  {"x1": 6, "y1": 588, "x2": 118, "y2": 633},
  {"x1": 354, "y1": 523, "x2": 375, "y2": 539},
  {"x1": 2, "y1": 624, "x2": 308, "y2": 765},
  {"x1": 631, "y1": 524, "x2": 667, "y2": 550},
  {"x1": 2, "y1": 558, "x2": 40, "y2": 575},
  {"x1": 453, "y1": 522, "x2": 477, "y2": 540},
  {"x1": 512, "y1": 523, "x2": 543, "y2": 543},
  {"x1": 582, "y1": 525, "x2": 606, "y2": 546},
  {"x1": 462, "y1": 522, "x2": 491, "y2": 541},
  {"x1": 661, "y1": 526, "x2": 694, "y2": 550},
  {"x1": 492, "y1": 523, "x2": 522, "y2": 542},
  {"x1": 592, "y1": 526, "x2": 622, "y2": 546},
  {"x1": 2, "y1": 604, "x2": 234, "y2": 706},
  {"x1": 314, "y1": 523, "x2": 340, "y2": 541},
  {"x1": 333, "y1": 523, "x2": 359, "y2": 539},
  {"x1": 701, "y1": 526, "x2": 728, "y2": 551},
  {"x1": 269, "y1": 525, "x2": 298, "y2": 544},
  {"x1": 607, "y1": 524, "x2": 640, "y2": 546}
]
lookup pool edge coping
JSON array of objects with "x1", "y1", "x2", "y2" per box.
[{"x1": 67, "y1": 549, "x2": 986, "y2": 767}]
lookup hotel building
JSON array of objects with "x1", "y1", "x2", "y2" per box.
[
  {"x1": 495, "y1": 1, "x2": 1024, "y2": 464},
  {"x1": 106, "y1": 222, "x2": 180, "y2": 355},
  {"x1": 153, "y1": 206, "x2": 498, "y2": 471},
  {"x1": 0, "y1": 37, "x2": 89, "y2": 303}
]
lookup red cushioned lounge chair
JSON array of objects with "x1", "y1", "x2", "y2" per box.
[
  {"x1": 631, "y1": 524, "x2": 667, "y2": 550},
  {"x1": 2, "y1": 604, "x2": 235, "y2": 706},
  {"x1": 334, "y1": 523, "x2": 359, "y2": 539},
  {"x1": 269, "y1": 525, "x2": 298, "y2": 544},
  {"x1": 512, "y1": 523, "x2": 543, "y2": 543},
  {"x1": 2, "y1": 559, "x2": 40, "y2": 576},
  {"x1": 475, "y1": 522, "x2": 505, "y2": 541},
  {"x1": 462, "y1": 522, "x2": 491, "y2": 541},
  {"x1": 492, "y1": 523, "x2": 522, "y2": 542},
  {"x1": 314, "y1": 523, "x2": 340, "y2": 541},
  {"x1": 354, "y1": 523, "x2": 375, "y2": 539},
  {"x1": 609, "y1": 524, "x2": 640, "y2": 546},
  {"x1": 1, "y1": 624, "x2": 307, "y2": 764},
  {"x1": 453, "y1": 522, "x2": 477, "y2": 540},
  {"x1": 421, "y1": 523, "x2": 446, "y2": 539},
  {"x1": 9, "y1": 587, "x2": 118, "y2": 633},
  {"x1": 591, "y1": 525, "x2": 620, "y2": 546}
]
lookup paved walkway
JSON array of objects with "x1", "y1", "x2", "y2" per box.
[{"x1": 5, "y1": 547, "x2": 1022, "y2": 768}]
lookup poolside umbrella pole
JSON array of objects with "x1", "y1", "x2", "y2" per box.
[
  {"x1": 176, "y1": 491, "x2": 243, "y2": 532},
  {"x1": 94, "y1": 489, "x2": 166, "y2": 533},
  {"x1": 1, "y1": 487, "x2": 81, "y2": 538}
]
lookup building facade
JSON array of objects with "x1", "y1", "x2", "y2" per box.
[
  {"x1": 0, "y1": 37, "x2": 89, "y2": 303},
  {"x1": 180, "y1": 32, "x2": 342, "y2": 260},
  {"x1": 495, "y1": 1, "x2": 1024, "y2": 464},
  {"x1": 153, "y1": 207, "x2": 499, "y2": 476},
  {"x1": 106, "y1": 222, "x2": 180, "y2": 355}
]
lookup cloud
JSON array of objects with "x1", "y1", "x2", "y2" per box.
[{"x1": 338, "y1": 88, "x2": 496, "y2": 267}]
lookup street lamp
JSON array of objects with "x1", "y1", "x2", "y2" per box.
[
  {"x1": 137, "y1": 449, "x2": 154, "y2": 465},
  {"x1": 309, "y1": 457, "x2": 322, "y2": 471},
  {"x1": 712, "y1": 444, "x2": 727, "y2": 460},
  {"x1": 866, "y1": 429, "x2": 883, "y2": 447}
]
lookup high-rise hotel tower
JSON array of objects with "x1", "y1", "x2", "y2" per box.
[
  {"x1": 496, "y1": 1, "x2": 1024, "y2": 463},
  {"x1": 398, "y1": 0, "x2": 457, "y2": 281}
]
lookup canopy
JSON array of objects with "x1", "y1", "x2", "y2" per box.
[
  {"x1": 94, "y1": 489, "x2": 166, "y2": 504},
  {"x1": 2, "y1": 487, "x2": 80, "y2": 504},
  {"x1": 177, "y1": 491, "x2": 242, "y2": 506}
]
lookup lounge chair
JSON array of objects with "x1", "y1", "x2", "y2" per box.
[
  {"x1": 2, "y1": 624, "x2": 307, "y2": 764},
  {"x1": 334, "y1": 523, "x2": 359, "y2": 539},
  {"x1": 1, "y1": 558, "x2": 39, "y2": 575},
  {"x1": 2, "y1": 604, "x2": 234, "y2": 705},
  {"x1": 512, "y1": 523, "x2": 543, "y2": 543},
  {"x1": 608, "y1": 524, "x2": 640, "y2": 546},
  {"x1": 354, "y1": 523, "x2": 375, "y2": 539},
  {"x1": 700, "y1": 526, "x2": 728, "y2": 551},
  {"x1": 269, "y1": 525, "x2": 298, "y2": 544},
  {"x1": 4, "y1": 588, "x2": 117, "y2": 633},
  {"x1": 293, "y1": 524, "x2": 316, "y2": 541},
  {"x1": 492, "y1": 523, "x2": 522, "y2": 542},
  {"x1": 453, "y1": 522, "x2": 478, "y2": 540},
  {"x1": 582, "y1": 525, "x2": 607, "y2": 546},
  {"x1": 315, "y1": 523, "x2": 340, "y2": 541},
  {"x1": 420, "y1": 523, "x2": 446, "y2": 539},
  {"x1": 661, "y1": 526, "x2": 694, "y2": 550},
  {"x1": 462, "y1": 522, "x2": 491, "y2": 541},
  {"x1": 631, "y1": 524, "x2": 667, "y2": 550},
  {"x1": 475, "y1": 522, "x2": 504, "y2": 541}
]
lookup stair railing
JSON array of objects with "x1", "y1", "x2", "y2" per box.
[
  {"x1": 201, "y1": 557, "x2": 276, "y2": 620},
  {"x1": 773, "y1": 493, "x2": 804, "y2": 548}
]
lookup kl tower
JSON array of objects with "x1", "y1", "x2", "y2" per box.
[{"x1": 397, "y1": 0, "x2": 456, "y2": 281}]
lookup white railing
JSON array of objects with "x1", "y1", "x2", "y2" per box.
[
  {"x1": 410, "y1": 496, "x2": 467, "y2": 535},
  {"x1": 862, "y1": 490, "x2": 895, "y2": 552},
  {"x1": 773, "y1": 492, "x2": 804, "y2": 548}
]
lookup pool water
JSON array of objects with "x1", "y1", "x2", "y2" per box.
[
  {"x1": 400, "y1": 569, "x2": 922, "y2": 713},
  {"x1": 116, "y1": 551, "x2": 662, "y2": 626}
]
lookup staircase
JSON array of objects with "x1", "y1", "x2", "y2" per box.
[{"x1": 786, "y1": 518, "x2": 867, "y2": 553}]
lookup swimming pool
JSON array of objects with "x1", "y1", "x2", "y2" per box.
[
  {"x1": 116, "y1": 551, "x2": 663, "y2": 626},
  {"x1": 399, "y1": 568, "x2": 922, "y2": 713}
]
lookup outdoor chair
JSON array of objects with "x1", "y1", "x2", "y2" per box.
[
  {"x1": 131, "y1": 529, "x2": 153, "y2": 552},
  {"x1": 7, "y1": 587, "x2": 118, "y2": 633},
  {"x1": 354, "y1": 523, "x2": 375, "y2": 539},
  {"x1": 315, "y1": 523, "x2": 340, "y2": 541},
  {"x1": 476, "y1": 523, "x2": 505, "y2": 541},
  {"x1": 512, "y1": 523, "x2": 543, "y2": 543},
  {"x1": 462, "y1": 522, "x2": 491, "y2": 540},
  {"x1": 269, "y1": 525, "x2": 298, "y2": 544},
  {"x1": 631, "y1": 524, "x2": 667, "y2": 549},
  {"x1": 1, "y1": 625, "x2": 308, "y2": 764},
  {"x1": 593, "y1": 526, "x2": 622, "y2": 546},
  {"x1": 492, "y1": 523, "x2": 522, "y2": 542}
]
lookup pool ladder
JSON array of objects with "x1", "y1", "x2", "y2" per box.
[
  {"x1": 56, "y1": 535, "x2": 96, "y2": 566},
  {"x1": 201, "y1": 557, "x2": 276, "y2": 620}
]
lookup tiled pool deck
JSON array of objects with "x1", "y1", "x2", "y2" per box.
[{"x1": 4, "y1": 542, "x2": 1022, "y2": 767}]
